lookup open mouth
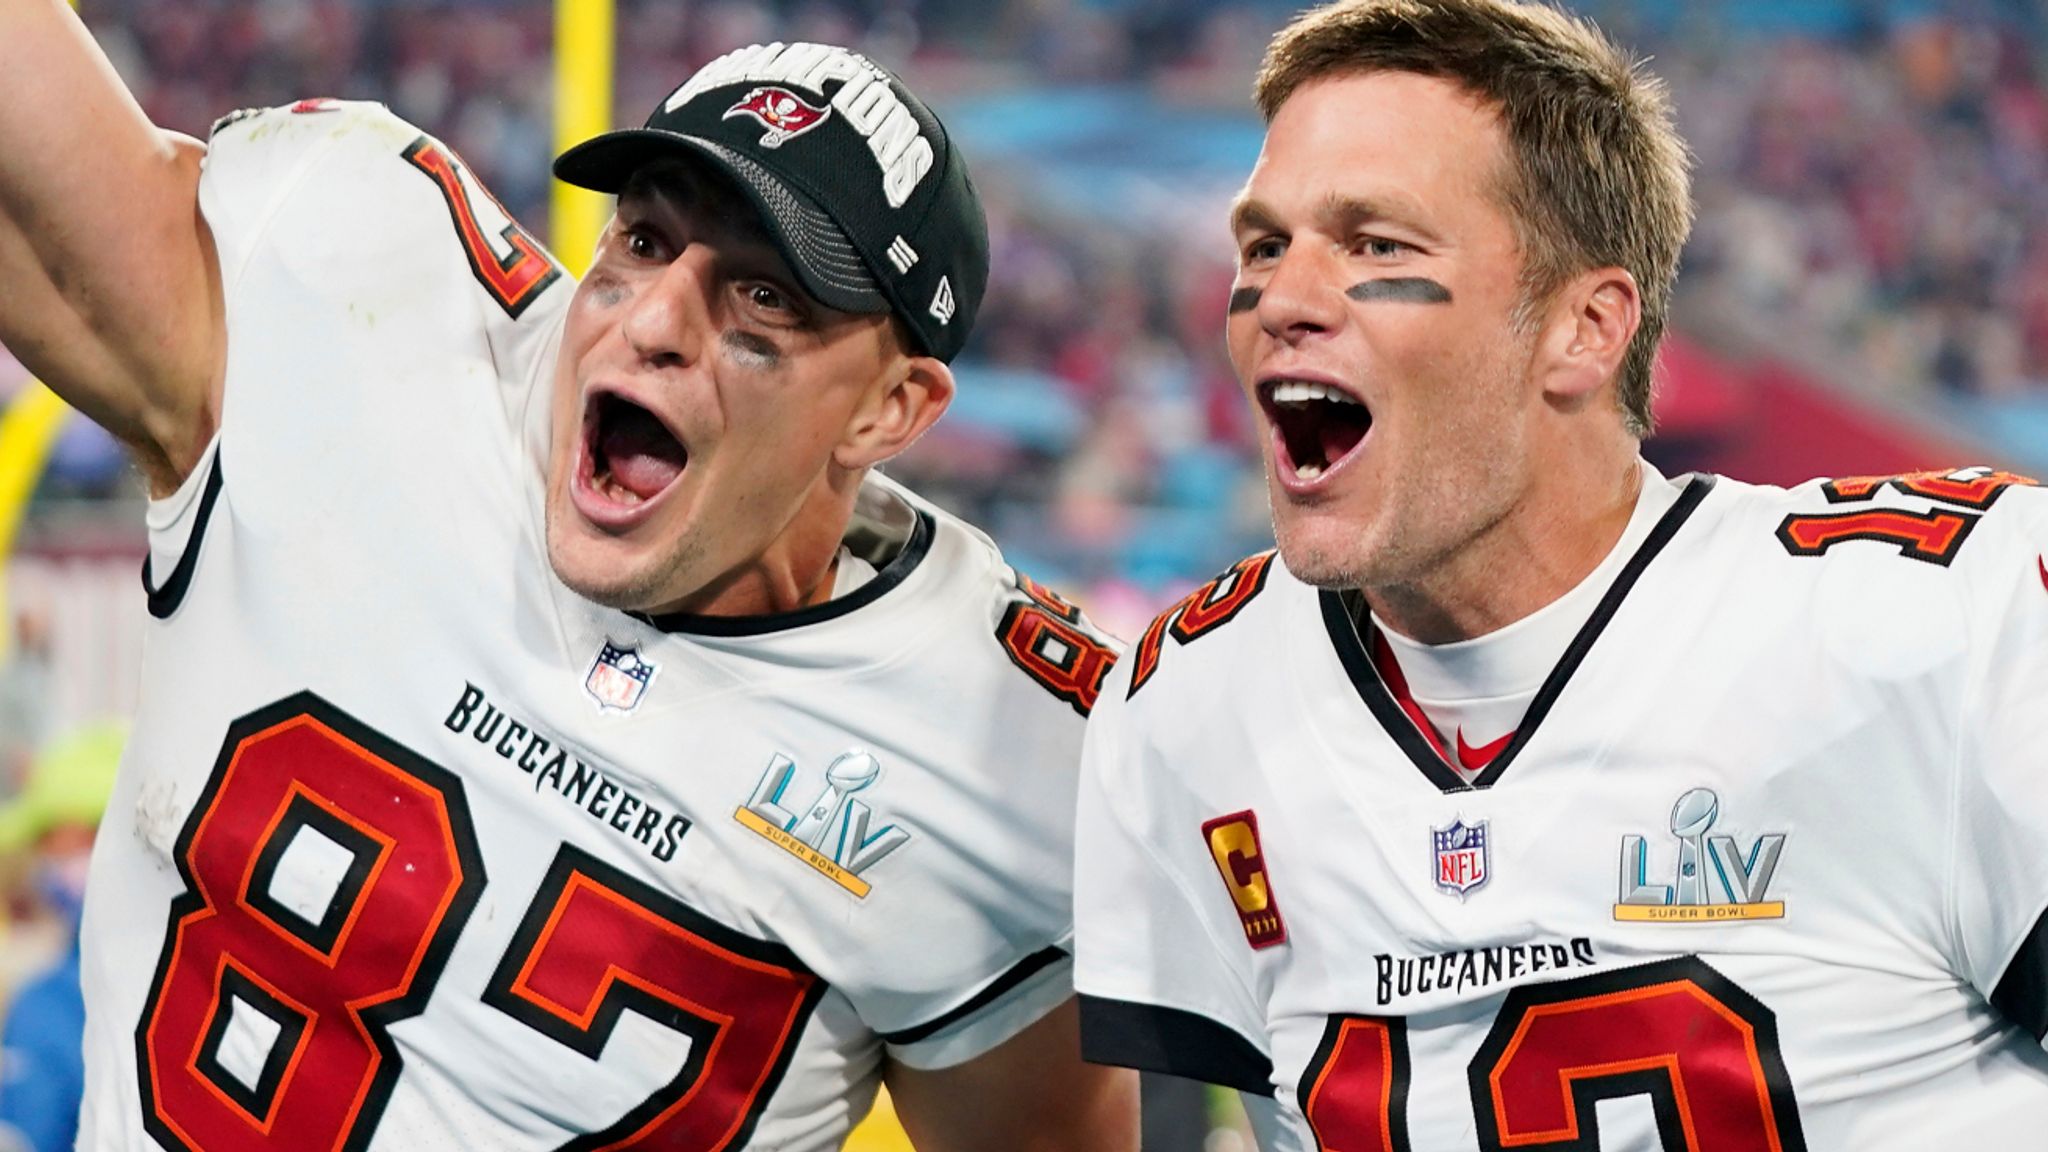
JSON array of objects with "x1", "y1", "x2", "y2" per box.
[
  {"x1": 1260, "y1": 379, "x2": 1372, "y2": 483},
  {"x1": 581, "y1": 391, "x2": 688, "y2": 509}
]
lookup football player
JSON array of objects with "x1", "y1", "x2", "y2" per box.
[
  {"x1": 1073, "y1": 0, "x2": 2048, "y2": 1146},
  {"x1": 0, "y1": 5, "x2": 1133, "y2": 1149}
]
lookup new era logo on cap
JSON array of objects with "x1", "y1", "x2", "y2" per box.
[{"x1": 552, "y1": 41, "x2": 990, "y2": 363}]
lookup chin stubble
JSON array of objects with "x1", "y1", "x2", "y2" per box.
[{"x1": 544, "y1": 494, "x2": 701, "y2": 612}]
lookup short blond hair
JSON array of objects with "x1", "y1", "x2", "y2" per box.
[{"x1": 1255, "y1": 0, "x2": 1693, "y2": 435}]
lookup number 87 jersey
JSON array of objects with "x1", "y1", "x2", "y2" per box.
[
  {"x1": 77, "y1": 102, "x2": 1119, "y2": 1152},
  {"x1": 1075, "y1": 471, "x2": 2048, "y2": 1149}
]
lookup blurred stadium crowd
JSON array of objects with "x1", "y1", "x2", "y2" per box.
[
  {"x1": 13, "y1": 0, "x2": 2043, "y2": 621},
  {"x1": 2, "y1": 1, "x2": 2046, "y2": 1147}
]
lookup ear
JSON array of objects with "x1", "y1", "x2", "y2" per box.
[
  {"x1": 1534, "y1": 266, "x2": 1640, "y2": 406},
  {"x1": 835, "y1": 355, "x2": 956, "y2": 470}
]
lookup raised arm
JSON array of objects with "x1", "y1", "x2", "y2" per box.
[
  {"x1": 0, "y1": 0, "x2": 224, "y2": 492},
  {"x1": 884, "y1": 998, "x2": 1139, "y2": 1152}
]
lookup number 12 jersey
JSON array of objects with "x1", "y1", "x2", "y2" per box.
[{"x1": 1076, "y1": 467, "x2": 2048, "y2": 1149}]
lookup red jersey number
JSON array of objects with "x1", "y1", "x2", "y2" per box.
[
  {"x1": 138, "y1": 695, "x2": 821, "y2": 1152},
  {"x1": 996, "y1": 572, "x2": 1120, "y2": 716},
  {"x1": 404, "y1": 137, "x2": 562, "y2": 318},
  {"x1": 1128, "y1": 552, "x2": 1275, "y2": 697},
  {"x1": 482, "y1": 847, "x2": 822, "y2": 1151},
  {"x1": 137, "y1": 696, "x2": 485, "y2": 1152},
  {"x1": 1299, "y1": 958, "x2": 1806, "y2": 1152},
  {"x1": 1776, "y1": 467, "x2": 2036, "y2": 566}
]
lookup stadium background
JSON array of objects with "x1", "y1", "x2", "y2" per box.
[{"x1": 1, "y1": 0, "x2": 2045, "y2": 1147}]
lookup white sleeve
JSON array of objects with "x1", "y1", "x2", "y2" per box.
[
  {"x1": 201, "y1": 99, "x2": 567, "y2": 383},
  {"x1": 1073, "y1": 670, "x2": 1275, "y2": 1095},
  {"x1": 866, "y1": 558, "x2": 1112, "y2": 1069},
  {"x1": 199, "y1": 103, "x2": 362, "y2": 297},
  {"x1": 876, "y1": 945, "x2": 1075, "y2": 1070},
  {"x1": 1950, "y1": 491, "x2": 2048, "y2": 1044}
]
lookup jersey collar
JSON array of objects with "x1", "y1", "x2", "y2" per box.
[
  {"x1": 1319, "y1": 473, "x2": 1717, "y2": 793},
  {"x1": 633, "y1": 508, "x2": 935, "y2": 637}
]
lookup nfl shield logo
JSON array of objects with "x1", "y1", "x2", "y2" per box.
[
  {"x1": 1433, "y1": 818, "x2": 1490, "y2": 897},
  {"x1": 584, "y1": 641, "x2": 657, "y2": 713}
]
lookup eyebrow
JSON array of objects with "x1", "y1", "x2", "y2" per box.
[
  {"x1": 1325, "y1": 192, "x2": 1417, "y2": 231},
  {"x1": 1230, "y1": 191, "x2": 1441, "y2": 246},
  {"x1": 1229, "y1": 195, "x2": 1283, "y2": 238}
]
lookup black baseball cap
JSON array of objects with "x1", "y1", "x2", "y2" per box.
[{"x1": 554, "y1": 42, "x2": 989, "y2": 363}]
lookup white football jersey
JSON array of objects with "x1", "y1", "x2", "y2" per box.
[
  {"x1": 77, "y1": 101, "x2": 1119, "y2": 1152},
  {"x1": 1075, "y1": 468, "x2": 2048, "y2": 1148}
]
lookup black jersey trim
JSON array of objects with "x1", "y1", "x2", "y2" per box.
[
  {"x1": 1320, "y1": 591, "x2": 1467, "y2": 792},
  {"x1": 634, "y1": 509, "x2": 934, "y2": 637},
  {"x1": 1078, "y1": 995, "x2": 1274, "y2": 1095},
  {"x1": 141, "y1": 449, "x2": 226, "y2": 621},
  {"x1": 1320, "y1": 474, "x2": 1717, "y2": 794},
  {"x1": 1992, "y1": 907, "x2": 2048, "y2": 1040},
  {"x1": 877, "y1": 945, "x2": 1067, "y2": 1046}
]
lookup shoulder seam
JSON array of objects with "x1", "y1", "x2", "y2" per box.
[
  {"x1": 1947, "y1": 483, "x2": 2048, "y2": 978},
  {"x1": 204, "y1": 105, "x2": 358, "y2": 297}
]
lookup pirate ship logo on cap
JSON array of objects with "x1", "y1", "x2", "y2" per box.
[{"x1": 723, "y1": 86, "x2": 832, "y2": 149}]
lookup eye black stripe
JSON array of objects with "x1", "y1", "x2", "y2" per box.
[{"x1": 1347, "y1": 278, "x2": 1452, "y2": 304}]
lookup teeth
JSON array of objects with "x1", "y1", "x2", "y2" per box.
[
  {"x1": 1296, "y1": 463, "x2": 1325, "y2": 481},
  {"x1": 598, "y1": 473, "x2": 644, "y2": 505},
  {"x1": 1269, "y1": 381, "x2": 1361, "y2": 406}
]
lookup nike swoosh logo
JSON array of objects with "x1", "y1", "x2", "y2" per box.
[
  {"x1": 1455, "y1": 728, "x2": 1514, "y2": 771},
  {"x1": 2039, "y1": 555, "x2": 2047, "y2": 593}
]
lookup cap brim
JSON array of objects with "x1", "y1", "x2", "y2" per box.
[{"x1": 554, "y1": 129, "x2": 888, "y2": 316}]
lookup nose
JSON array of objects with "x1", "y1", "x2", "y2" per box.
[
  {"x1": 1254, "y1": 241, "x2": 1345, "y2": 344},
  {"x1": 618, "y1": 251, "x2": 713, "y2": 369}
]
